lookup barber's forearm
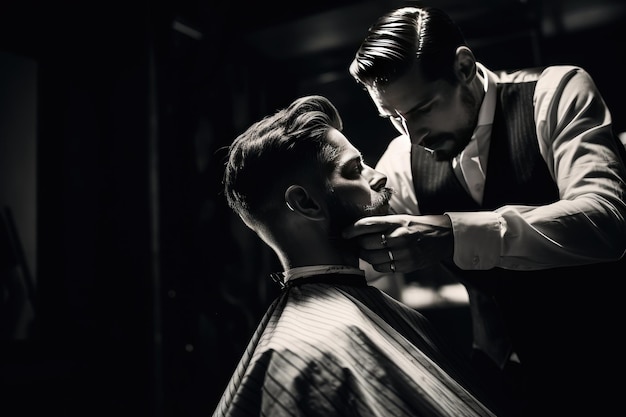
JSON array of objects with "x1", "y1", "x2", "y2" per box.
[{"x1": 448, "y1": 201, "x2": 626, "y2": 271}]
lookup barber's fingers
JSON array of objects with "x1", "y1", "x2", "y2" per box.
[
  {"x1": 362, "y1": 246, "x2": 432, "y2": 274},
  {"x1": 350, "y1": 231, "x2": 393, "y2": 251},
  {"x1": 361, "y1": 248, "x2": 397, "y2": 274},
  {"x1": 342, "y1": 215, "x2": 406, "y2": 239},
  {"x1": 361, "y1": 248, "x2": 395, "y2": 266}
]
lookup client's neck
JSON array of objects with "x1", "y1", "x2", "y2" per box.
[{"x1": 279, "y1": 243, "x2": 360, "y2": 271}]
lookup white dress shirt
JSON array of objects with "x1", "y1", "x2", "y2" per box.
[
  {"x1": 375, "y1": 63, "x2": 626, "y2": 271},
  {"x1": 452, "y1": 64, "x2": 494, "y2": 205}
]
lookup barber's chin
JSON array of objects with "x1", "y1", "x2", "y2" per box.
[{"x1": 427, "y1": 139, "x2": 459, "y2": 161}]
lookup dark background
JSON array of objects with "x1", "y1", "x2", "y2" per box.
[{"x1": 1, "y1": 0, "x2": 624, "y2": 416}]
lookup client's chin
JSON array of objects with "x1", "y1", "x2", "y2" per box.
[{"x1": 371, "y1": 202, "x2": 391, "y2": 216}]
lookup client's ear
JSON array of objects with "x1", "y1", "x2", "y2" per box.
[{"x1": 284, "y1": 185, "x2": 325, "y2": 221}]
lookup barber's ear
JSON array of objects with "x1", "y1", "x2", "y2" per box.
[
  {"x1": 454, "y1": 46, "x2": 477, "y2": 84},
  {"x1": 284, "y1": 185, "x2": 325, "y2": 221}
]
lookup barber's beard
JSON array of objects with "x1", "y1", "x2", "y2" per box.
[{"x1": 326, "y1": 187, "x2": 394, "y2": 239}]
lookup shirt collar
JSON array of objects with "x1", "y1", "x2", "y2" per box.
[
  {"x1": 476, "y1": 62, "x2": 497, "y2": 127},
  {"x1": 270, "y1": 265, "x2": 365, "y2": 288}
]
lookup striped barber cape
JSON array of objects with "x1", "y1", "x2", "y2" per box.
[{"x1": 212, "y1": 273, "x2": 504, "y2": 417}]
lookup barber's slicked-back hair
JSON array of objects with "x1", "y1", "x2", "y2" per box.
[
  {"x1": 349, "y1": 6, "x2": 466, "y2": 88},
  {"x1": 223, "y1": 95, "x2": 343, "y2": 226}
]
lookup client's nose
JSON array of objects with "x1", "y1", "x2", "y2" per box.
[{"x1": 364, "y1": 165, "x2": 387, "y2": 191}]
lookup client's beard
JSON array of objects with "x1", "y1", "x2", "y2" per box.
[{"x1": 326, "y1": 187, "x2": 394, "y2": 239}]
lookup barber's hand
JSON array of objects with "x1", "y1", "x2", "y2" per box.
[{"x1": 342, "y1": 214, "x2": 454, "y2": 274}]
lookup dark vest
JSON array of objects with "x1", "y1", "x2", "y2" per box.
[{"x1": 410, "y1": 67, "x2": 625, "y2": 413}]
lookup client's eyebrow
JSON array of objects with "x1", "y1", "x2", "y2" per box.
[{"x1": 338, "y1": 152, "x2": 364, "y2": 172}]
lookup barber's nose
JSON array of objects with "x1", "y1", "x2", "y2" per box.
[{"x1": 364, "y1": 165, "x2": 387, "y2": 191}]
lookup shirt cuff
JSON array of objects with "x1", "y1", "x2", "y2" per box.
[{"x1": 445, "y1": 211, "x2": 502, "y2": 270}]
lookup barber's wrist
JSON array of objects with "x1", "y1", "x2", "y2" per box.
[{"x1": 444, "y1": 211, "x2": 500, "y2": 270}]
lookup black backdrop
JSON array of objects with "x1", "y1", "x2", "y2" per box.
[{"x1": 1, "y1": 1, "x2": 624, "y2": 416}]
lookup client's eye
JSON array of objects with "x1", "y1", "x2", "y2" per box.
[{"x1": 342, "y1": 159, "x2": 364, "y2": 179}]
